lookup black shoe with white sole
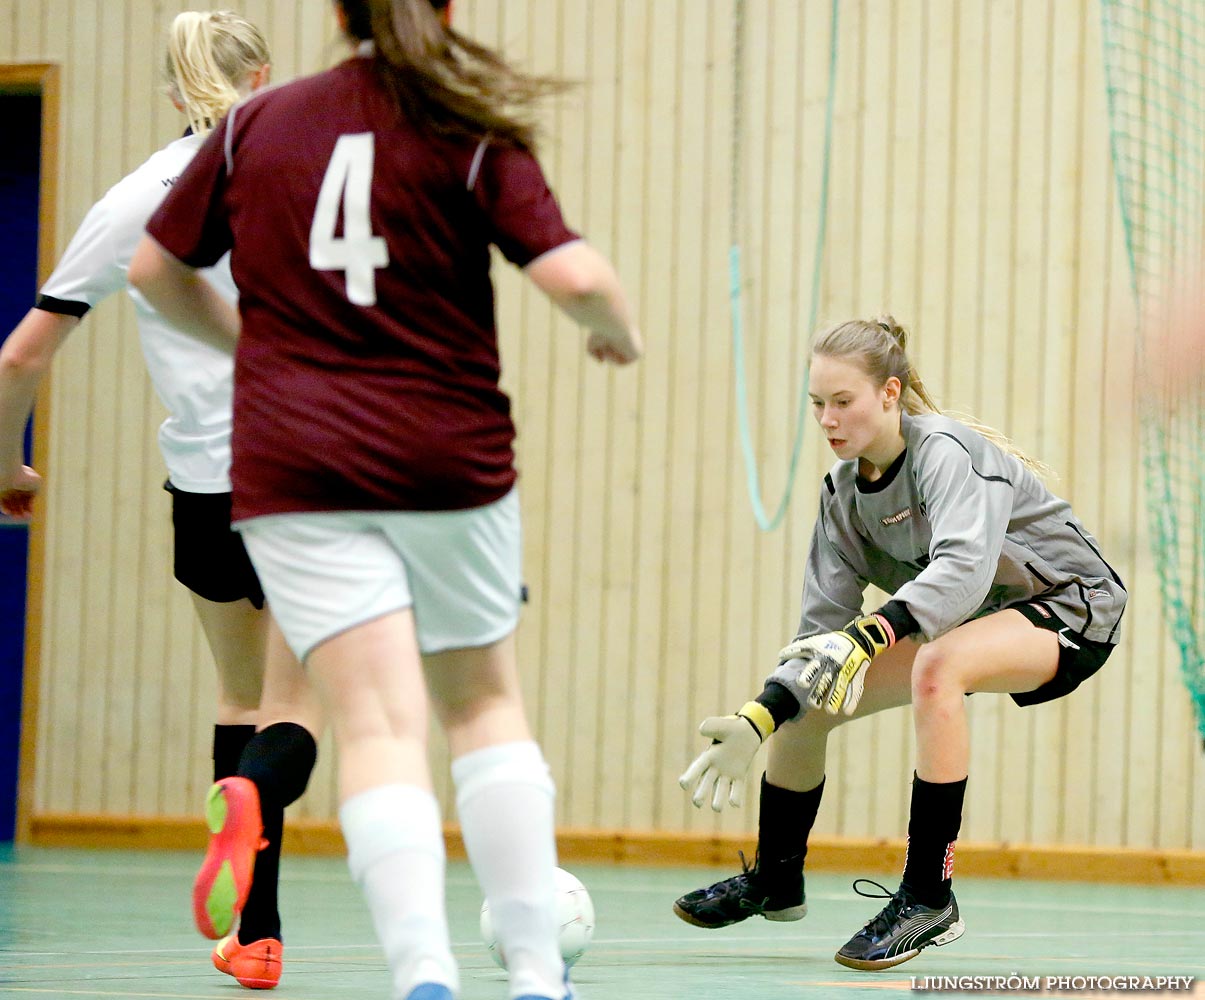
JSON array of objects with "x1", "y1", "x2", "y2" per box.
[
  {"x1": 673, "y1": 853, "x2": 807, "y2": 929},
  {"x1": 834, "y1": 879, "x2": 964, "y2": 971}
]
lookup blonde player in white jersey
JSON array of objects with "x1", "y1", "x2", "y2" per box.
[{"x1": 0, "y1": 11, "x2": 319, "y2": 991}]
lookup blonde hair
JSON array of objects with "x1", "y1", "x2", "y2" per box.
[
  {"x1": 811, "y1": 315, "x2": 1053, "y2": 478},
  {"x1": 166, "y1": 11, "x2": 270, "y2": 137}
]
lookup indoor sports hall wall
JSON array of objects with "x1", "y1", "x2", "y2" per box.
[{"x1": 5, "y1": 1, "x2": 1203, "y2": 866}]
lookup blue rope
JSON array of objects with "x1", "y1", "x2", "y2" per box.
[{"x1": 730, "y1": 0, "x2": 839, "y2": 532}]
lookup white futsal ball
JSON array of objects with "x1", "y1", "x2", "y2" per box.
[{"x1": 479, "y1": 867, "x2": 595, "y2": 969}]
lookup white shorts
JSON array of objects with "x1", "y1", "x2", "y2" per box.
[{"x1": 237, "y1": 489, "x2": 522, "y2": 662}]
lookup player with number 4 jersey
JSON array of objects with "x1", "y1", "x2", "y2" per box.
[
  {"x1": 132, "y1": 3, "x2": 642, "y2": 1000},
  {"x1": 142, "y1": 37, "x2": 592, "y2": 522}
]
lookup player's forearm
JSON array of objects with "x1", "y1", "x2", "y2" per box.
[
  {"x1": 0, "y1": 369, "x2": 37, "y2": 476},
  {"x1": 0, "y1": 309, "x2": 77, "y2": 472},
  {"x1": 755, "y1": 681, "x2": 802, "y2": 729},
  {"x1": 129, "y1": 236, "x2": 239, "y2": 354},
  {"x1": 555, "y1": 282, "x2": 634, "y2": 340},
  {"x1": 761, "y1": 603, "x2": 919, "y2": 724},
  {"x1": 527, "y1": 241, "x2": 636, "y2": 339}
]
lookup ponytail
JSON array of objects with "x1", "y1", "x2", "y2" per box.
[
  {"x1": 166, "y1": 11, "x2": 270, "y2": 136},
  {"x1": 811, "y1": 316, "x2": 1054, "y2": 479},
  {"x1": 338, "y1": 0, "x2": 565, "y2": 152}
]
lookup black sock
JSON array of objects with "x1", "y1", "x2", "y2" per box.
[
  {"x1": 754, "y1": 775, "x2": 824, "y2": 895},
  {"x1": 235, "y1": 722, "x2": 319, "y2": 944},
  {"x1": 212, "y1": 725, "x2": 257, "y2": 782},
  {"x1": 901, "y1": 773, "x2": 967, "y2": 908}
]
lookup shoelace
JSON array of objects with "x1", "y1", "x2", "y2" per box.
[
  {"x1": 696, "y1": 850, "x2": 806, "y2": 908},
  {"x1": 851, "y1": 878, "x2": 909, "y2": 936},
  {"x1": 700, "y1": 852, "x2": 755, "y2": 901},
  {"x1": 697, "y1": 851, "x2": 760, "y2": 905},
  {"x1": 727, "y1": 850, "x2": 803, "y2": 903}
]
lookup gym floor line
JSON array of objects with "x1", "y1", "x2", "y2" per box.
[{"x1": 1, "y1": 845, "x2": 1202, "y2": 998}]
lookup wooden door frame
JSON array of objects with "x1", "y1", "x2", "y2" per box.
[{"x1": 0, "y1": 63, "x2": 60, "y2": 843}]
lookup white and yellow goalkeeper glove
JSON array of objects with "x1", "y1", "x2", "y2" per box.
[
  {"x1": 776, "y1": 614, "x2": 895, "y2": 716},
  {"x1": 678, "y1": 702, "x2": 775, "y2": 812}
]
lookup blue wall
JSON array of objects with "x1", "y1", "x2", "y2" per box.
[{"x1": 0, "y1": 95, "x2": 42, "y2": 841}]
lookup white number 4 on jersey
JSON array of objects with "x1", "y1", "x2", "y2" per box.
[{"x1": 309, "y1": 133, "x2": 388, "y2": 307}]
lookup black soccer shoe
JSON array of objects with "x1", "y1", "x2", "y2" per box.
[
  {"x1": 672, "y1": 854, "x2": 807, "y2": 929},
  {"x1": 834, "y1": 879, "x2": 964, "y2": 971}
]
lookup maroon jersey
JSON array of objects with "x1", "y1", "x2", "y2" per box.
[{"x1": 147, "y1": 54, "x2": 578, "y2": 519}]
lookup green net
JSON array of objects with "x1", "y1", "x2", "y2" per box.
[{"x1": 1101, "y1": 0, "x2": 1205, "y2": 744}]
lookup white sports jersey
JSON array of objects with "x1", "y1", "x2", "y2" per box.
[{"x1": 38, "y1": 134, "x2": 235, "y2": 493}]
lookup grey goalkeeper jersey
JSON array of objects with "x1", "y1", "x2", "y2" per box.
[{"x1": 787, "y1": 412, "x2": 1126, "y2": 647}]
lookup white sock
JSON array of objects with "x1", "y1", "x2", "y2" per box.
[
  {"x1": 453, "y1": 741, "x2": 563, "y2": 999},
  {"x1": 340, "y1": 784, "x2": 459, "y2": 999}
]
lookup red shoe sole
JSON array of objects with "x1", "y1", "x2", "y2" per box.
[{"x1": 193, "y1": 777, "x2": 263, "y2": 940}]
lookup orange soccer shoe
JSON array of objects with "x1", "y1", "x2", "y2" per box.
[
  {"x1": 212, "y1": 934, "x2": 283, "y2": 989},
  {"x1": 193, "y1": 777, "x2": 265, "y2": 940}
]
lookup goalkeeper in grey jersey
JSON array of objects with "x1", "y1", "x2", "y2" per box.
[{"x1": 676, "y1": 316, "x2": 1126, "y2": 972}]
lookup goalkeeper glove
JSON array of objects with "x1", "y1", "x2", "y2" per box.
[
  {"x1": 776, "y1": 613, "x2": 896, "y2": 716},
  {"x1": 678, "y1": 701, "x2": 775, "y2": 812}
]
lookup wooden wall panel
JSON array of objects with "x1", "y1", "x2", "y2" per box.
[{"x1": 7, "y1": 0, "x2": 1202, "y2": 855}]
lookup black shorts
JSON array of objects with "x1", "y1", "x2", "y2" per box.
[
  {"x1": 166, "y1": 483, "x2": 264, "y2": 609},
  {"x1": 1009, "y1": 601, "x2": 1115, "y2": 707}
]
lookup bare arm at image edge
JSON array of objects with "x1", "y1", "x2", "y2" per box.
[
  {"x1": 128, "y1": 235, "x2": 240, "y2": 355},
  {"x1": 0, "y1": 309, "x2": 80, "y2": 516},
  {"x1": 525, "y1": 240, "x2": 643, "y2": 365}
]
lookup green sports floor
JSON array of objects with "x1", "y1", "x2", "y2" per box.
[{"x1": 1, "y1": 845, "x2": 1202, "y2": 999}]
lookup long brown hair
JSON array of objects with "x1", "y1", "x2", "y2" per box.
[
  {"x1": 812, "y1": 315, "x2": 1053, "y2": 478},
  {"x1": 337, "y1": 0, "x2": 565, "y2": 152}
]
